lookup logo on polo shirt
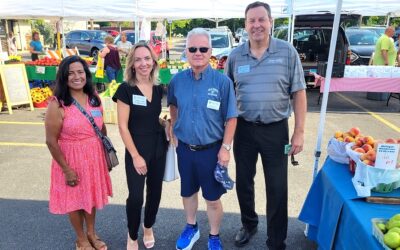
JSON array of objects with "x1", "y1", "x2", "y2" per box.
[{"x1": 208, "y1": 88, "x2": 219, "y2": 97}]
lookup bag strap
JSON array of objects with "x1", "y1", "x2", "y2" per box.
[{"x1": 72, "y1": 99, "x2": 104, "y2": 140}]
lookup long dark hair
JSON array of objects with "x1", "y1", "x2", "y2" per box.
[{"x1": 53, "y1": 55, "x2": 100, "y2": 107}]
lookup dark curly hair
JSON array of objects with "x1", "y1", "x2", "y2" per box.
[{"x1": 53, "y1": 55, "x2": 100, "y2": 107}]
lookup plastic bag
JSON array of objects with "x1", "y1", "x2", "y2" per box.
[
  {"x1": 327, "y1": 137, "x2": 349, "y2": 164},
  {"x1": 163, "y1": 144, "x2": 179, "y2": 182},
  {"x1": 352, "y1": 159, "x2": 400, "y2": 197},
  {"x1": 345, "y1": 142, "x2": 362, "y2": 162},
  {"x1": 95, "y1": 54, "x2": 104, "y2": 79}
]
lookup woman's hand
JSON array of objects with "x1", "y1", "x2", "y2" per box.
[
  {"x1": 64, "y1": 168, "x2": 79, "y2": 187},
  {"x1": 132, "y1": 154, "x2": 147, "y2": 175}
]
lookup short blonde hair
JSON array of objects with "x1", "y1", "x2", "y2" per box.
[
  {"x1": 104, "y1": 35, "x2": 114, "y2": 44},
  {"x1": 125, "y1": 42, "x2": 159, "y2": 86}
]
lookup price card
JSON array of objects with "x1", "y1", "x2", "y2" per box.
[
  {"x1": 375, "y1": 143, "x2": 400, "y2": 169},
  {"x1": 35, "y1": 66, "x2": 46, "y2": 74},
  {"x1": 170, "y1": 69, "x2": 179, "y2": 74}
]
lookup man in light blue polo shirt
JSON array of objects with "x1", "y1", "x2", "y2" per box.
[{"x1": 168, "y1": 28, "x2": 237, "y2": 250}]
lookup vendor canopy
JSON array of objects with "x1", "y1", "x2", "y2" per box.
[
  {"x1": 293, "y1": 0, "x2": 400, "y2": 16},
  {"x1": 0, "y1": 0, "x2": 399, "y2": 20}
]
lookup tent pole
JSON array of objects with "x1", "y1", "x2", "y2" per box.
[{"x1": 305, "y1": 0, "x2": 343, "y2": 237}]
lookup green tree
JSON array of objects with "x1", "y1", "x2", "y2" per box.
[{"x1": 30, "y1": 19, "x2": 54, "y2": 46}]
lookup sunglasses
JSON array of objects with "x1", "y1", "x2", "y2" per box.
[{"x1": 188, "y1": 47, "x2": 210, "y2": 53}]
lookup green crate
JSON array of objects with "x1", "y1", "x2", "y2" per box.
[{"x1": 25, "y1": 65, "x2": 57, "y2": 81}]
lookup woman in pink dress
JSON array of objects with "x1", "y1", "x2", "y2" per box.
[{"x1": 45, "y1": 55, "x2": 113, "y2": 250}]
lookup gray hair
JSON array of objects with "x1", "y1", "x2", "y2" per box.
[{"x1": 185, "y1": 28, "x2": 212, "y2": 48}]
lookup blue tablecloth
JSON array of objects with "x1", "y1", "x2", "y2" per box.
[{"x1": 299, "y1": 157, "x2": 400, "y2": 250}]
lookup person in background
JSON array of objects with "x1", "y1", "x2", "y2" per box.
[
  {"x1": 225, "y1": 2, "x2": 307, "y2": 249},
  {"x1": 396, "y1": 31, "x2": 400, "y2": 66},
  {"x1": 112, "y1": 42, "x2": 168, "y2": 250},
  {"x1": 7, "y1": 31, "x2": 17, "y2": 56},
  {"x1": 117, "y1": 32, "x2": 133, "y2": 58},
  {"x1": 100, "y1": 35, "x2": 122, "y2": 82},
  {"x1": 168, "y1": 28, "x2": 237, "y2": 250},
  {"x1": 45, "y1": 55, "x2": 112, "y2": 250},
  {"x1": 29, "y1": 31, "x2": 43, "y2": 61},
  {"x1": 373, "y1": 26, "x2": 396, "y2": 66}
]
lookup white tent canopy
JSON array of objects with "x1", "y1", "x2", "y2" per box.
[{"x1": 1, "y1": 0, "x2": 399, "y2": 21}]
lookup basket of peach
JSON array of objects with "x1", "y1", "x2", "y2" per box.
[
  {"x1": 350, "y1": 138, "x2": 400, "y2": 196},
  {"x1": 328, "y1": 127, "x2": 363, "y2": 164}
]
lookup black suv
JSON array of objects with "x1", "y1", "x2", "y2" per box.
[{"x1": 274, "y1": 14, "x2": 360, "y2": 84}]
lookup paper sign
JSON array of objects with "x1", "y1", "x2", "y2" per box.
[
  {"x1": 35, "y1": 66, "x2": 46, "y2": 74},
  {"x1": 170, "y1": 69, "x2": 178, "y2": 74},
  {"x1": 375, "y1": 143, "x2": 400, "y2": 170}
]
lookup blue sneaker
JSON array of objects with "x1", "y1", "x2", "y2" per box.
[
  {"x1": 176, "y1": 224, "x2": 200, "y2": 250},
  {"x1": 208, "y1": 236, "x2": 223, "y2": 250}
]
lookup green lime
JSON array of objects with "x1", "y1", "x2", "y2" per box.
[
  {"x1": 378, "y1": 223, "x2": 387, "y2": 233},
  {"x1": 384, "y1": 232, "x2": 400, "y2": 249}
]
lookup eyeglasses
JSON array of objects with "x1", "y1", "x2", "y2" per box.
[{"x1": 188, "y1": 47, "x2": 209, "y2": 53}]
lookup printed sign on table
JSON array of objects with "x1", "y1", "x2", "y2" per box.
[{"x1": 375, "y1": 143, "x2": 400, "y2": 170}]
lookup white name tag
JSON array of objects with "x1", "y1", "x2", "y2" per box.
[
  {"x1": 90, "y1": 110, "x2": 102, "y2": 117},
  {"x1": 238, "y1": 65, "x2": 250, "y2": 74},
  {"x1": 132, "y1": 95, "x2": 147, "y2": 106},
  {"x1": 207, "y1": 100, "x2": 220, "y2": 110}
]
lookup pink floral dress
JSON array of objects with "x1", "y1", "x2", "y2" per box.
[{"x1": 49, "y1": 98, "x2": 113, "y2": 214}]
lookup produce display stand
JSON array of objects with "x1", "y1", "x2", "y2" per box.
[
  {"x1": 25, "y1": 65, "x2": 57, "y2": 81},
  {"x1": 158, "y1": 68, "x2": 224, "y2": 85},
  {"x1": 159, "y1": 68, "x2": 184, "y2": 85}
]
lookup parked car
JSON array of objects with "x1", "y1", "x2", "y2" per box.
[
  {"x1": 239, "y1": 31, "x2": 248, "y2": 44},
  {"x1": 345, "y1": 28, "x2": 379, "y2": 65},
  {"x1": 235, "y1": 28, "x2": 245, "y2": 42},
  {"x1": 114, "y1": 30, "x2": 169, "y2": 59},
  {"x1": 65, "y1": 30, "x2": 108, "y2": 59},
  {"x1": 273, "y1": 14, "x2": 359, "y2": 84},
  {"x1": 181, "y1": 27, "x2": 237, "y2": 61}
]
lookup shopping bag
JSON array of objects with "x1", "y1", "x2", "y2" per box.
[
  {"x1": 163, "y1": 144, "x2": 179, "y2": 182},
  {"x1": 327, "y1": 137, "x2": 349, "y2": 164},
  {"x1": 95, "y1": 54, "x2": 104, "y2": 79}
]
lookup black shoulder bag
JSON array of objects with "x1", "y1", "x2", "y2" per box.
[{"x1": 73, "y1": 99, "x2": 119, "y2": 171}]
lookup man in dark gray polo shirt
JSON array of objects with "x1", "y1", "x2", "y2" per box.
[{"x1": 225, "y1": 1, "x2": 307, "y2": 249}]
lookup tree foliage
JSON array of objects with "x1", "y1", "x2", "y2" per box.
[{"x1": 30, "y1": 19, "x2": 54, "y2": 46}]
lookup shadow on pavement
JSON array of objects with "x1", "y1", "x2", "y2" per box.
[{"x1": 0, "y1": 198, "x2": 317, "y2": 250}]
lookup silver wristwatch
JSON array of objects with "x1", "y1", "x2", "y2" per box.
[{"x1": 222, "y1": 143, "x2": 232, "y2": 151}]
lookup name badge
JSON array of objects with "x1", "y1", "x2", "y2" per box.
[
  {"x1": 91, "y1": 110, "x2": 102, "y2": 117},
  {"x1": 238, "y1": 65, "x2": 250, "y2": 74},
  {"x1": 132, "y1": 95, "x2": 147, "y2": 106},
  {"x1": 207, "y1": 100, "x2": 220, "y2": 111}
]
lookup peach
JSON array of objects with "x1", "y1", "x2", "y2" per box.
[
  {"x1": 360, "y1": 153, "x2": 368, "y2": 161},
  {"x1": 366, "y1": 149, "x2": 376, "y2": 161},
  {"x1": 343, "y1": 132, "x2": 351, "y2": 138},
  {"x1": 397, "y1": 139, "x2": 400, "y2": 144},
  {"x1": 334, "y1": 131, "x2": 343, "y2": 139},
  {"x1": 354, "y1": 148, "x2": 366, "y2": 154},
  {"x1": 355, "y1": 137, "x2": 364, "y2": 147},
  {"x1": 361, "y1": 144, "x2": 373, "y2": 153},
  {"x1": 349, "y1": 127, "x2": 361, "y2": 137},
  {"x1": 363, "y1": 159, "x2": 373, "y2": 166},
  {"x1": 385, "y1": 138, "x2": 397, "y2": 144},
  {"x1": 363, "y1": 136, "x2": 375, "y2": 146},
  {"x1": 344, "y1": 136, "x2": 355, "y2": 143},
  {"x1": 351, "y1": 145, "x2": 358, "y2": 150}
]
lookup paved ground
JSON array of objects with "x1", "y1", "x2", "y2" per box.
[{"x1": 1, "y1": 67, "x2": 400, "y2": 248}]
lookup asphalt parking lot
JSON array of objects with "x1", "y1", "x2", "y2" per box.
[{"x1": 0, "y1": 89, "x2": 399, "y2": 250}]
